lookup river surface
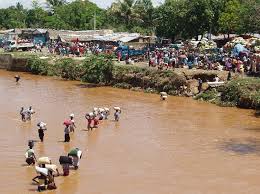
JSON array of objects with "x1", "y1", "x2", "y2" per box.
[{"x1": 1, "y1": 70, "x2": 260, "y2": 194}]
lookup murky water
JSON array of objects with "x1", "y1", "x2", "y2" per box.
[{"x1": 1, "y1": 69, "x2": 260, "y2": 194}]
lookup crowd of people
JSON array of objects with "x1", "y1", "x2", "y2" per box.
[
  {"x1": 22, "y1": 95, "x2": 122, "y2": 192},
  {"x1": 147, "y1": 46, "x2": 260, "y2": 75},
  {"x1": 46, "y1": 41, "x2": 115, "y2": 57}
]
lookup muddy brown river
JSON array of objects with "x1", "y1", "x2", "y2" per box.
[{"x1": 1, "y1": 69, "x2": 260, "y2": 194}]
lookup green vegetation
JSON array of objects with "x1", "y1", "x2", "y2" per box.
[
  {"x1": 25, "y1": 55, "x2": 260, "y2": 110},
  {"x1": 26, "y1": 55, "x2": 186, "y2": 94},
  {"x1": 0, "y1": 0, "x2": 259, "y2": 38},
  {"x1": 221, "y1": 78, "x2": 260, "y2": 108},
  {"x1": 195, "y1": 78, "x2": 260, "y2": 109}
]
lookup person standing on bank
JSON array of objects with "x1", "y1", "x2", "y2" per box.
[{"x1": 198, "y1": 78, "x2": 203, "y2": 93}]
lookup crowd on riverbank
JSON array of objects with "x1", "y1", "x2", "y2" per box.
[
  {"x1": 147, "y1": 39, "x2": 260, "y2": 75},
  {"x1": 45, "y1": 37, "x2": 260, "y2": 76}
]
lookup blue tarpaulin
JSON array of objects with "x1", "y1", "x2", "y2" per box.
[{"x1": 232, "y1": 44, "x2": 248, "y2": 56}]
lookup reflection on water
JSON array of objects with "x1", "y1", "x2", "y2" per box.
[
  {"x1": 1, "y1": 70, "x2": 260, "y2": 194},
  {"x1": 220, "y1": 138, "x2": 260, "y2": 154}
]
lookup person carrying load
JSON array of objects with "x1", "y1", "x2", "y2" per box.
[
  {"x1": 45, "y1": 165, "x2": 58, "y2": 190},
  {"x1": 25, "y1": 145, "x2": 37, "y2": 165},
  {"x1": 69, "y1": 113, "x2": 76, "y2": 132},
  {"x1": 37, "y1": 122, "x2": 47, "y2": 142},
  {"x1": 68, "y1": 148, "x2": 82, "y2": 170},
  {"x1": 63, "y1": 120, "x2": 71, "y2": 142},
  {"x1": 27, "y1": 106, "x2": 35, "y2": 121},
  {"x1": 160, "y1": 92, "x2": 168, "y2": 100},
  {"x1": 104, "y1": 107, "x2": 110, "y2": 120},
  {"x1": 114, "y1": 107, "x2": 121, "y2": 121},
  {"x1": 85, "y1": 112, "x2": 94, "y2": 131},
  {"x1": 33, "y1": 166, "x2": 49, "y2": 192},
  {"x1": 59, "y1": 156, "x2": 73, "y2": 176}
]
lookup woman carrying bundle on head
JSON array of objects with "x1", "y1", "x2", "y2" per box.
[
  {"x1": 114, "y1": 107, "x2": 121, "y2": 121},
  {"x1": 63, "y1": 120, "x2": 71, "y2": 142},
  {"x1": 85, "y1": 112, "x2": 94, "y2": 131},
  {"x1": 160, "y1": 92, "x2": 168, "y2": 101},
  {"x1": 37, "y1": 122, "x2": 47, "y2": 142}
]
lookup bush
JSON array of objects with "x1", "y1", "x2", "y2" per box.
[
  {"x1": 221, "y1": 78, "x2": 260, "y2": 108},
  {"x1": 194, "y1": 89, "x2": 219, "y2": 101},
  {"x1": 27, "y1": 57, "x2": 50, "y2": 75},
  {"x1": 81, "y1": 54, "x2": 114, "y2": 84}
]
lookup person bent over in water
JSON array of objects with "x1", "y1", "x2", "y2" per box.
[
  {"x1": 47, "y1": 170, "x2": 57, "y2": 190},
  {"x1": 68, "y1": 148, "x2": 82, "y2": 170},
  {"x1": 25, "y1": 146, "x2": 37, "y2": 165}
]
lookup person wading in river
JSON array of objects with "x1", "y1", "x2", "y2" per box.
[
  {"x1": 14, "y1": 75, "x2": 20, "y2": 83},
  {"x1": 25, "y1": 145, "x2": 37, "y2": 165},
  {"x1": 38, "y1": 122, "x2": 47, "y2": 142},
  {"x1": 69, "y1": 114, "x2": 76, "y2": 133},
  {"x1": 64, "y1": 124, "x2": 70, "y2": 142},
  {"x1": 20, "y1": 107, "x2": 26, "y2": 121}
]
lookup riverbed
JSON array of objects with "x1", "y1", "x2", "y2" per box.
[{"x1": 1, "y1": 69, "x2": 260, "y2": 194}]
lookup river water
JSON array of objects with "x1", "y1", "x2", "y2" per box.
[{"x1": 1, "y1": 69, "x2": 260, "y2": 194}]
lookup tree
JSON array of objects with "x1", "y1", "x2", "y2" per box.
[
  {"x1": 26, "y1": 0, "x2": 48, "y2": 28},
  {"x1": 46, "y1": 0, "x2": 67, "y2": 13},
  {"x1": 52, "y1": 0, "x2": 105, "y2": 30},
  {"x1": 106, "y1": 0, "x2": 142, "y2": 30},
  {"x1": 239, "y1": 0, "x2": 260, "y2": 34},
  {"x1": 218, "y1": 0, "x2": 242, "y2": 37},
  {"x1": 134, "y1": 0, "x2": 155, "y2": 34},
  {"x1": 183, "y1": 0, "x2": 214, "y2": 39}
]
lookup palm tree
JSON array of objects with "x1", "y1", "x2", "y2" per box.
[
  {"x1": 46, "y1": 0, "x2": 67, "y2": 12},
  {"x1": 109, "y1": 0, "x2": 141, "y2": 27}
]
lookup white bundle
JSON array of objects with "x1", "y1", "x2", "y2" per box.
[{"x1": 114, "y1": 107, "x2": 121, "y2": 111}]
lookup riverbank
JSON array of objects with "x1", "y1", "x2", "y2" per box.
[
  {"x1": 1, "y1": 53, "x2": 259, "y2": 110},
  {"x1": 26, "y1": 55, "x2": 229, "y2": 96}
]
